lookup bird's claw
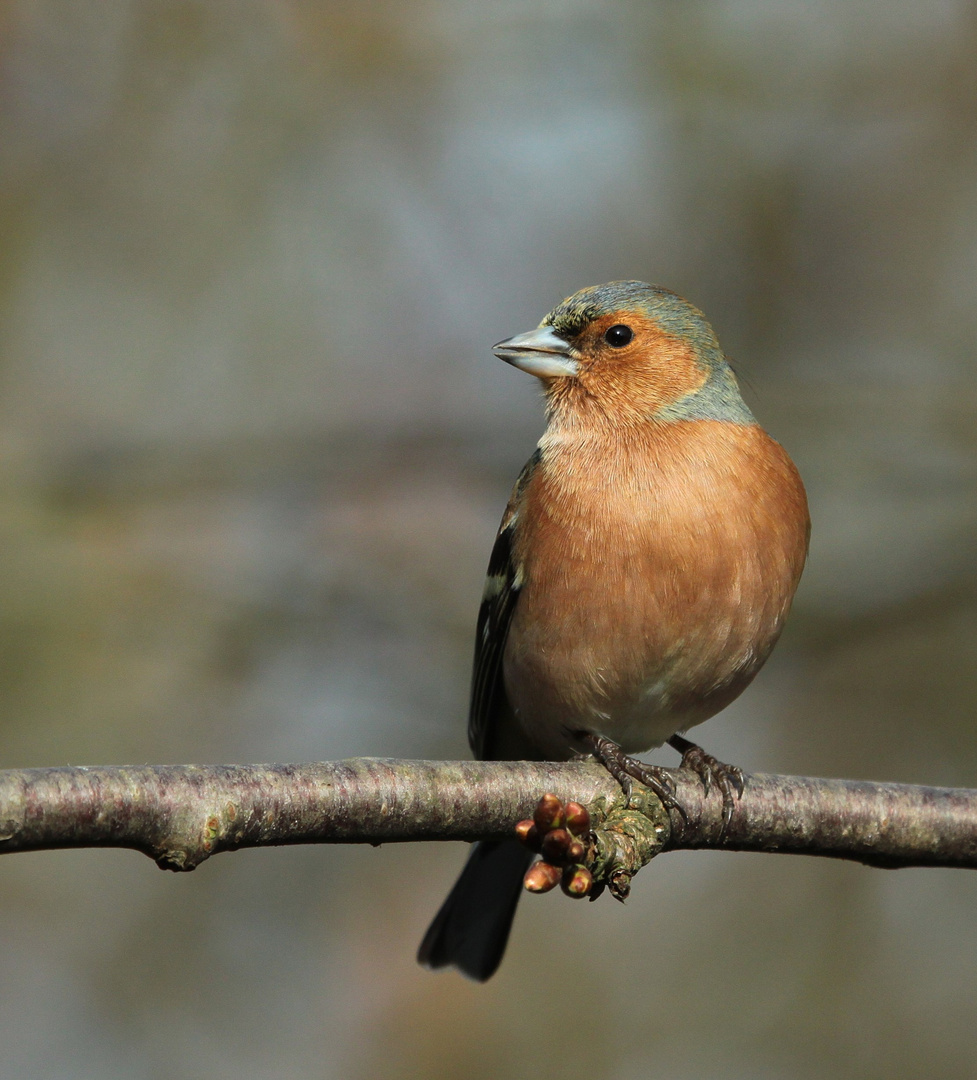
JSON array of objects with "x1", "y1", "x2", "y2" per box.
[
  {"x1": 667, "y1": 734, "x2": 747, "y2": 837},
  {"x1": 580, "y1": 732, "x2": 689, "y2": 825}
]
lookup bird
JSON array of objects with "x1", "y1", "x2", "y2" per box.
[{"x1": 417, "y1": 280, "x2": 809, "y2": 980}]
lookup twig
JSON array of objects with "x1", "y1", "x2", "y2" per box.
[{"x1": 0, "y1": 759, "x2": 974, "y2": 873}]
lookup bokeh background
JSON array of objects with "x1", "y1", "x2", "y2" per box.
[{"x1": 1, "y1": 2, "x2": 976, "y2": 1077}]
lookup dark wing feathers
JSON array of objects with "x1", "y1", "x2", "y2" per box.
[{"x1": 467, "y1": 449, "x2": 540, "y2": 759}]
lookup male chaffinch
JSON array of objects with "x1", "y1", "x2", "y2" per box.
[{"x1": 418, "y1": 281, "x2": 809, "y2": 980}]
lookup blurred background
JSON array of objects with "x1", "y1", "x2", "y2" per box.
[{"x1": 1, "y1": 2, "x2": 976, "y2": 1077}]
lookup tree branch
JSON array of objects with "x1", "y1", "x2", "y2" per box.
[{"x1": 2, "y1": 760, "x2": 976, "y2": 881}]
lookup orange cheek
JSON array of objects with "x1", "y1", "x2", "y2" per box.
[{"x1": 576, "y1": 328, "x2": 708, "y2": 419}]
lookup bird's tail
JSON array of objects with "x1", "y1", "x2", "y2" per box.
[{"x1": 417, "y1": 840, "x2": 534, "y2": 981}]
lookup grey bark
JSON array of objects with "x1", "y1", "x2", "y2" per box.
[{"x1": 1, "y1": 759, "x2": 975, "y2": 876}]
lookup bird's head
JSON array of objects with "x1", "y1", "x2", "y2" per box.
[{"x1": 493, "y1": 281, "x2": 752, "y2": 428}]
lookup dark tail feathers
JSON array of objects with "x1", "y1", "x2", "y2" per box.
[{"x1": 417, "y1": 840, "x2": 534, "y2": 981}]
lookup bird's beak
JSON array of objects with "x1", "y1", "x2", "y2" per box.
[{"x1": 492, "y1": 326, "x2": 579, "y2": 379}]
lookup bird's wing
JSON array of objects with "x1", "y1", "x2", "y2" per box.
[{"x1": 468, "y1": 448, "x2": 540, "y2": 759}]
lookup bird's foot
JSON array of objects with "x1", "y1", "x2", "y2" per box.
[
  {"x1": 667, "y1": 733, "x2": 746, "y2": 837},
  {"x1": 579, "y1": 732, "x2": 688, "y2": 825},
  {"x1": 515, "y1": 793, "x2": 596, "y2": 898}
]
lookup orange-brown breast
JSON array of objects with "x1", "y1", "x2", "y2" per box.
[{"x1": 502, "y1": 419, "x2": 809, "y2": 759}]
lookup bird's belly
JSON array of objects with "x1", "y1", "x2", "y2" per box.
[
  {"x1": 503, "y1": 608, "x2": 763, "y2": 760},
  {"x1": 499, "y1": 419, "x2": 808, "y2": 762}
]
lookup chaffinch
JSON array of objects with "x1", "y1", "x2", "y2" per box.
[{"x1": 418, "y1": 281, "x2": 809, "y2": 980}]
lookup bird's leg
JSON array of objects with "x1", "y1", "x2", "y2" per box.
[
  {"x1": 667, "y1": 733, "x2": 746, "y2": 834},
  {"x1": 578, "y1": 733, "x2": 688, "y2": 824}
]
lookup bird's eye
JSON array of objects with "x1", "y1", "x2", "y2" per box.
[{"x1": 604, "y1": 324, "x2": 633, "y2": 348}]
